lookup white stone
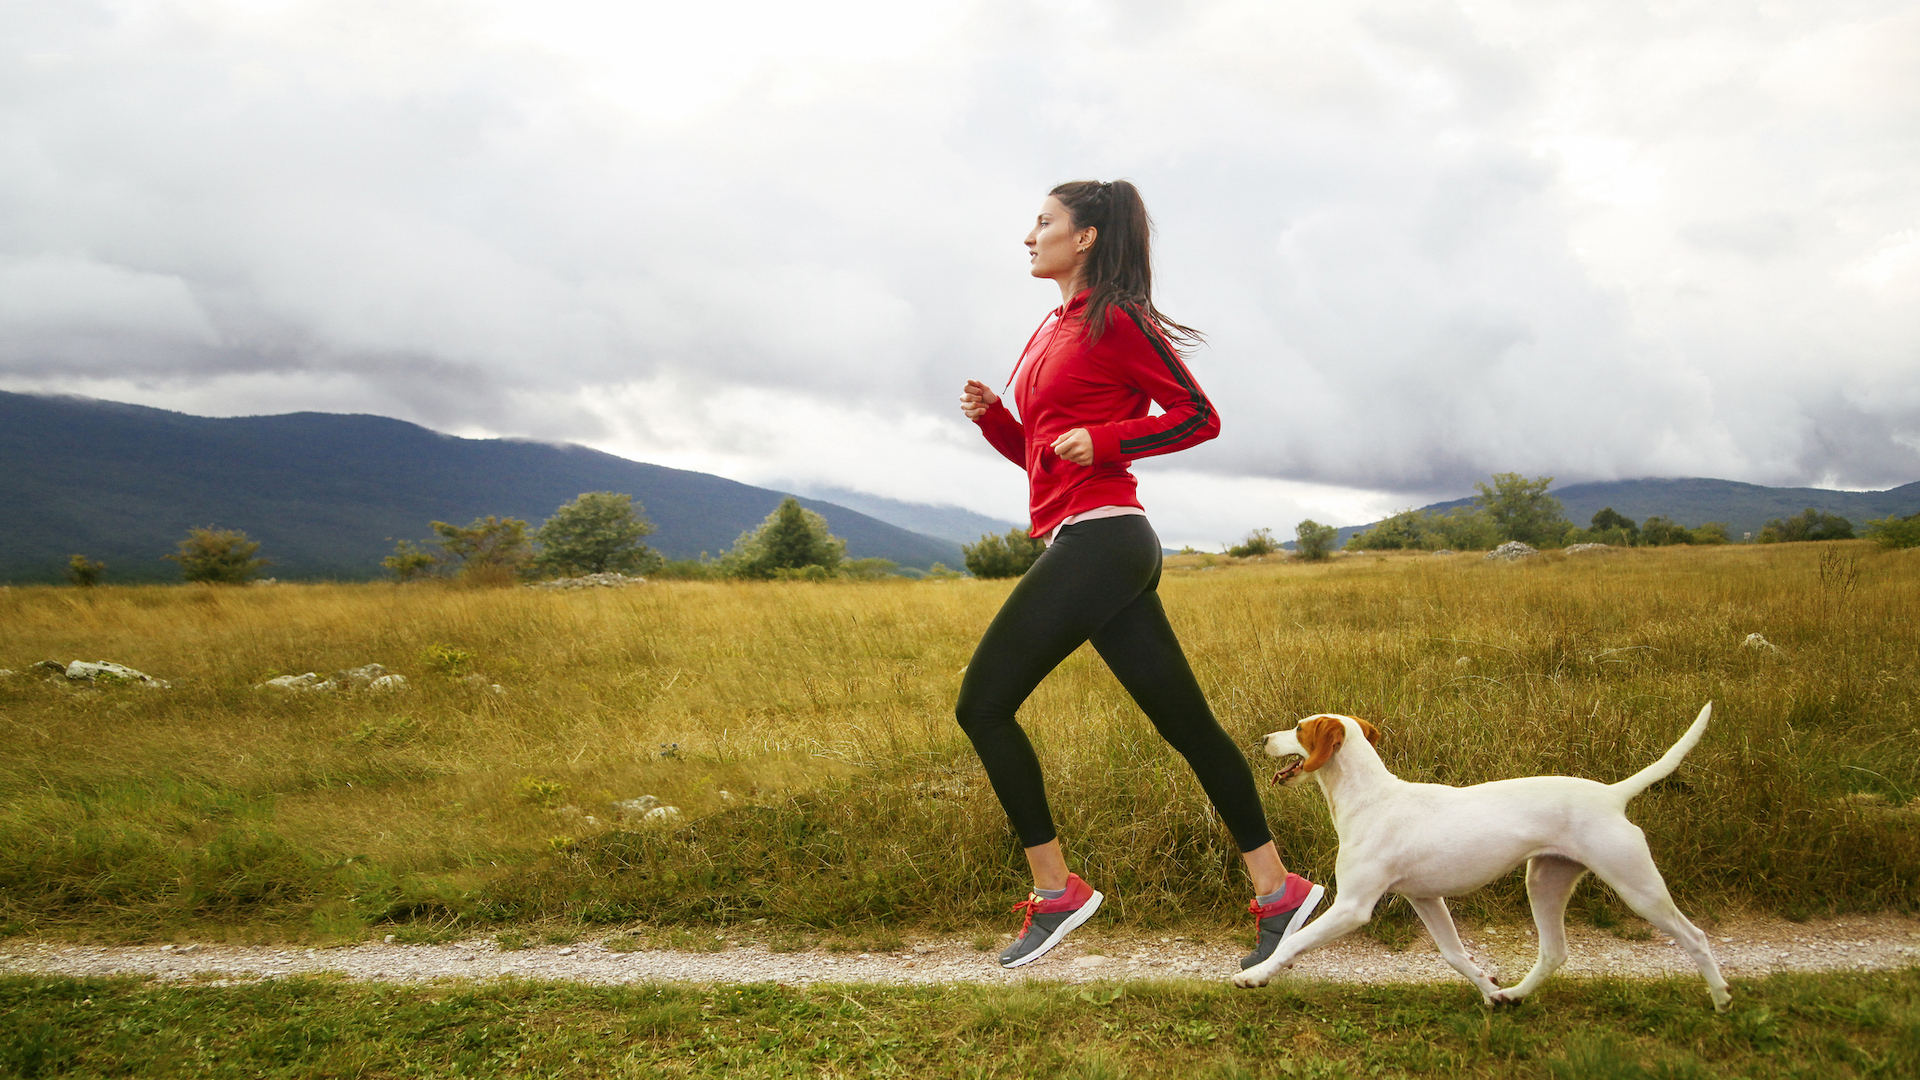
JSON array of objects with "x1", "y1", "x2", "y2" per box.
[
  {"x1": 65, "y1": 660, "x2": 170, "y2": 688},
  {"x1": 1484, "y1": 541, "x2": 1539, "y2": 561},
  {"x1": 643, "y1": 806, "x2": 682, "y2": 824},
  {"x1": 612, "y1": 796, "x2": 661, "y2": 817},
  {"x1": 1742, "y1": 633, "x2": 1784, "y2": 655},
  {"x1": 368, "y1": 674, "x2": 409, "y2": 691},
  {"x1": 259, "y1": 673, "x2": 333, "y2": 691},
  {"x1": 1072, "y1": 954, "x2": 1107, "y2": 968},
  {"x1": 1564, "y1": 543, "x2": 1614, "y2": 555}
]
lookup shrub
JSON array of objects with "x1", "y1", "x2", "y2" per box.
[
  {"x1": 1690, "y1": 521, "x2": 1731, "y2": 545},
  {"x1": 165, "y1": 527, "x2": 270, "y2": 584},
  {"x1": 1864, "y1": 512, "x2": 1920, "y2": 548},
  {"x1": 1294, "y1": 519, "x2": 1339, "y2": 561},
  {"x1": 1639, "y1": 515, "x2": 1694, "y2": 546},
  {"x1": 430, "y1": 516, "x2": 534, "y2": 583},
  {"x1": 382, "y1": 540, "x2": 437, "y2": 582},
  {"x1": 1347, "y1": 506, "x2": 1500, "y2": 551},
  {"x1": 66, "y1": 554, "x2": 105, "y2": 587},
  {"x1": 721, "y1": 497, "x2": 846, "y2": 579},
  {"x1": 532, "y1": 492, "x2": 662, "y2": 577},
  {"x1": 962, "y1": 528, "x2": 1044, "y2": 578},
  {"x1": 1227, "y1": 528, "x2": 1277, "y2": 557},
  {"x1": 1757, "y1": 508, "x2": 1854, "y2": 543}
]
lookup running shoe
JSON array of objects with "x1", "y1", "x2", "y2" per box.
[
  {"x1": 1238, "y1": 873, "x2": 1326, "y2": 970},
  {"x1": 999, "y1": 873, "x2": 1104, "y2": 969}
]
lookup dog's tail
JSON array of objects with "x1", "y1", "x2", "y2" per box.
[{"x1": 1610, "y1": 702, "x2": 1713, "y2": 802}]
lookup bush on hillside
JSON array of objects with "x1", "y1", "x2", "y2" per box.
[
  {"x1": 1757, "y1": 508, "x2": 1854, "y2": 544},
  {"x1": 1294, "y1": 519, "x2": 1339, "y2": 561},
  {"x1": 166, "y1": 527, "x2": 270, "y2": 584},
  {"x1": 963, "y1": 528, "x2": 1044, "y2": 578},
  {"x1": 67, "y1": 554, "x2": 105, "y2": 587},
  {"x1": 1864, "y1": 512, "x2": 1920, "y2": 549},
  {"x1": 722, "y1": 497, "x2": 846, "y2": 579},
  {"x1": 1690, "y1": 521, "x2": 1731, "y2": 544},
  {"x1": 532, "y1": 492, "x2": 662, "y2": 577},
  {"x1": 1227, "y1": 528, "x2": 1278, "y2": 558}
]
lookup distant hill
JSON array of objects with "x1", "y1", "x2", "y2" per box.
[
  {"x1": 1326, "y1": 476, "x2": 1920, "y2": 548},
  {"x1": 0, "y1": 392, "x2": 963, "y2": 583},
  {"x1": 795, "y1": 485, "x2": 1023, "y2": 546}
]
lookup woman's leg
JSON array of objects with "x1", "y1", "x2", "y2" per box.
[
  {"x1": 1083, "y1": 530, "x2": 1287, "y2": 891},
  {"x1": 955, "y1": 519, "x2": 1160, "y2": 877}
]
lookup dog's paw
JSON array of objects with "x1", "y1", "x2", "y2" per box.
[
  {"x1": 1231, "y1": 971, "x2": 1271, "y2": 990},
  {"x1": 1487, "y1": 991, "x2": 1523, "y2": 1010}
]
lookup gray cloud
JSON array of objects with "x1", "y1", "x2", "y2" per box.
[{"x1": 1, "y1": 0, "x2": 1916, "y2": 528}]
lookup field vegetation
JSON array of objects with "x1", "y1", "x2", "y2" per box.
[
  {"x1": 0, "y1": 542, "x2": 1915, "y2": 945},
  {"x1": 4, "y1": 969, "x2": 1917, "y2": 1078}
]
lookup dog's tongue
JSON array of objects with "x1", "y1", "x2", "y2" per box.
[{"x1": 1271, "y1": 762, "x2": 1301, "y2": 785}]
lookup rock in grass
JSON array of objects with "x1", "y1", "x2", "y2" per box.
[
  {"x1": 1565, "y1": 543, "x2": 1614, "y2": 555},
  {"x1": 1485, "y1": 541, "x2": 1539, "y2": 561},
  {"x1": 612, "y1": 795, "x2": 660, "y2": 818},
  {"x1": 64, "y1": 660, "x2": 171, "y2": 688},
  {"x1": 368, "y1": 674, "x2": 409, "y2": 691},
  {"x1": 643, "y1": 805, "x2": 682, "y2": 825},
  {"x1": 259, "y1": 672, "x2": 334, "y2": 691},
  {"x1": 527, "y1": 573, "x2": 648, "y2": 590},
  {"x1": 1742, "y1": 633, "x2": 1784, "y2": 655}
]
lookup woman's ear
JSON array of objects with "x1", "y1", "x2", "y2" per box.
[{"x1": 1076, "y1": 225, "x2": 1097, "y2": 253}]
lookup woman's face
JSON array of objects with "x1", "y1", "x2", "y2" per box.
[{"x1": 1025, "y1": 195, "x2": 1094, "y2": 285}]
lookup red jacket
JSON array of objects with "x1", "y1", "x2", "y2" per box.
[{"x1": 974, "y1": 291, "x2": 1220, "y2": 538}]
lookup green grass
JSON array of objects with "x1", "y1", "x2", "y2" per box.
[
  {"x1": 1, "y1": 969, "x2": 1916, "y2": 1078},
  {"x1": 0, "y1": 542, "x2": 1916, "y2": 941}
]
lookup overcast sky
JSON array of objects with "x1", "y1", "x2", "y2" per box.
[{"x1": 3, "y1": 1, "x2": 1916, "y2": 547}]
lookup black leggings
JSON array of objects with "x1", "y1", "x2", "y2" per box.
[{"x1": 954, "y1": 515, "x2": 1273, "y2": 853}]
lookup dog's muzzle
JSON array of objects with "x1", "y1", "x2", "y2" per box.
[{"x1": 1271, "y1": 757, "x2": 1305, "y2": 786}]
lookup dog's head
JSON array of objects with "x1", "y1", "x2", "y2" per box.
[{"x1": 1259, "y1": 714, "x2": 1381, "y2": 786}]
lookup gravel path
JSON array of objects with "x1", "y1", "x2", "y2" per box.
[{"x1": 5, "y1": 914, "x2": 1918, "y2": 989}]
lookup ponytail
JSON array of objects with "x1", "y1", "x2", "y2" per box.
[{"x1": 1048, "y1": 179, "x2": 1203, "y2": 349}]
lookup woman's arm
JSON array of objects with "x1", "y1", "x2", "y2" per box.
[
  {"x1": 962, "y1": 379, "x2": 1026, "y2": 466},
  {"x1": 1079, "y1": 311, "x2": 1219, "y2": 464}
]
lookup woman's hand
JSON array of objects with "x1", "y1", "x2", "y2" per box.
[
  {"x1": 960, "y1": 380, "x2": 1000, "y2": 420},
  {"x1": 1050, "y1": 428, "x2": 1093, "y2": 466}
]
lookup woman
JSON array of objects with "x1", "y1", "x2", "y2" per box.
[{"x1": 957, "y1": 179, "x2": 1322, "y2": 970}]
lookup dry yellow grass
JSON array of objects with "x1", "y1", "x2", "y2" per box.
[{"x1": 0, "y1": 541, "x2": 1914, "y2": 940}]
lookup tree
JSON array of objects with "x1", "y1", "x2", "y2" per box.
[
  {"x1": 1474, "y1": 473, "x2": 1570, "y2": 547},
  {"x1": 430, "y1": 516, "x2": 534, "y2": 584},
  {"x1": 1690, "y1": 522, "x2": 1731, "y2": 545},
  {"x1": 382, "y1": 539, "x2": 438, "y2": 582},
  {"x1": 1227, "y1": 528, "x2": 1278, "y2": 557},
  {"x1": 67, "y1": 554, "x2": 105, "y2": 587},
  {"x1": 1294, "y1": 519, "x2": 1339, "y2": 561},
  {"x1": 532, "y1": 492, "x2": 661, "y2": 577},
  {"x1": 1639, "y1": 516, "x2": 1694, "y2": 546},
  {"x1": 723, "y1": 497, "x2": 846, "y2": 579},
  {"x1": 1346, "y1": 506, "x2": 1499, "y2": 551},
  {"x1": 964, "y1": 528, "x2": 1045, "y2": 578},
  {"x1": 1757, "y1": 508, "x2": 1854, "y2": 543},
  {"x1": 166, "y1": 527, "x2": 270, "y2": 584},
  {"x1": 1864, "y1": 512, "x2": 1920, "y2": 549},
  {"x1": 1589, "y1": 507, "x2": 1640, "y2": 545}
]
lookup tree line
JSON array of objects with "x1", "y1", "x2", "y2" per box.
[{"x1": 62, "y1": 493, "x2": 892, "y2": 587}]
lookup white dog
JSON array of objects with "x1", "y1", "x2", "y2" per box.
[{"x1": 1234, "y1": 704, "x2": 1730, "y2": 1012}]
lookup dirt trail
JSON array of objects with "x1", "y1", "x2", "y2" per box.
[{"x1": 5, "y1": 914, "x2": 1917, "y2": 989}]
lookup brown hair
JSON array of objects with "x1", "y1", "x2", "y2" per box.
[{"x1": 1049, "y1": 179, "x2": 1203, "y2": 349}]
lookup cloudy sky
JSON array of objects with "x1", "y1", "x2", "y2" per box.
[{"x1": 3, "y1": 0, "x2": 1917, "y2": 547}]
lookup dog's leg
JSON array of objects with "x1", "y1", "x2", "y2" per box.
[
  {"x1": 1406, "y1": 895, "x2": 1503, "y2": 1004},
  {"x1": 1489, "y1": 855, "x2": 1586, "y2": 1007},
  {"x1": 1231, "y1": 889, "x2": 1380, "y2": 989},
  {"x1": 1583, "y1": 828, "x2": 1732, "y2": 1013}
]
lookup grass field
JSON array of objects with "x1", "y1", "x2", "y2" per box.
[
  {"x1": 1, "y1": 542, "x2": 1915, "y2": 943},
  {"x1": 3, "y1": 969, "x2": 1917, "y2": 1078}
]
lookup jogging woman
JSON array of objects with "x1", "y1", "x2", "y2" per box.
[{"x1": 957, "y1": 179, "x2": 1323, "y2": 970}]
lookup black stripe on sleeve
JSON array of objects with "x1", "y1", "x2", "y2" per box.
[{"x1": 1117, "y1": 308, "x2": 1213, "y2": 456}]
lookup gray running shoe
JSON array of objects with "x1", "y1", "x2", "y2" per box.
[
  {"x1": 1239, "y1": 874, "x2": 1326, "y2": 970},
  {"x1": 999, "y1": 873, "x2": 1104, "y2": 969}
]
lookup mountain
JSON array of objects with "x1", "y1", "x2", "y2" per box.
[
  {"x1": 793, "y1": 485, "x2": 1023, "y2": 546},
  {"x1": 0, "y1": 392, "x2": 963, "y2": 583},
  {"x1": 1327, "y1": 476, "x2": 1920, "y2": 547}
]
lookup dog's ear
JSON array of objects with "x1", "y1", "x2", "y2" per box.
[
  {"x1": 1298, "y1": 716, "x2": 1347, "y2": 773},
  {"x1": 1355, "y1": 717, "x2": 1381, "y2": 746}
]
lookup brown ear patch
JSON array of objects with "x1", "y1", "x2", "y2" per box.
[
  {"x1": 1355, "y1": 717, "x2": 1381, "y2": 746},
  {"x1": 1297, "y1": 716, "x2": 1347, "y2": 773}
]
